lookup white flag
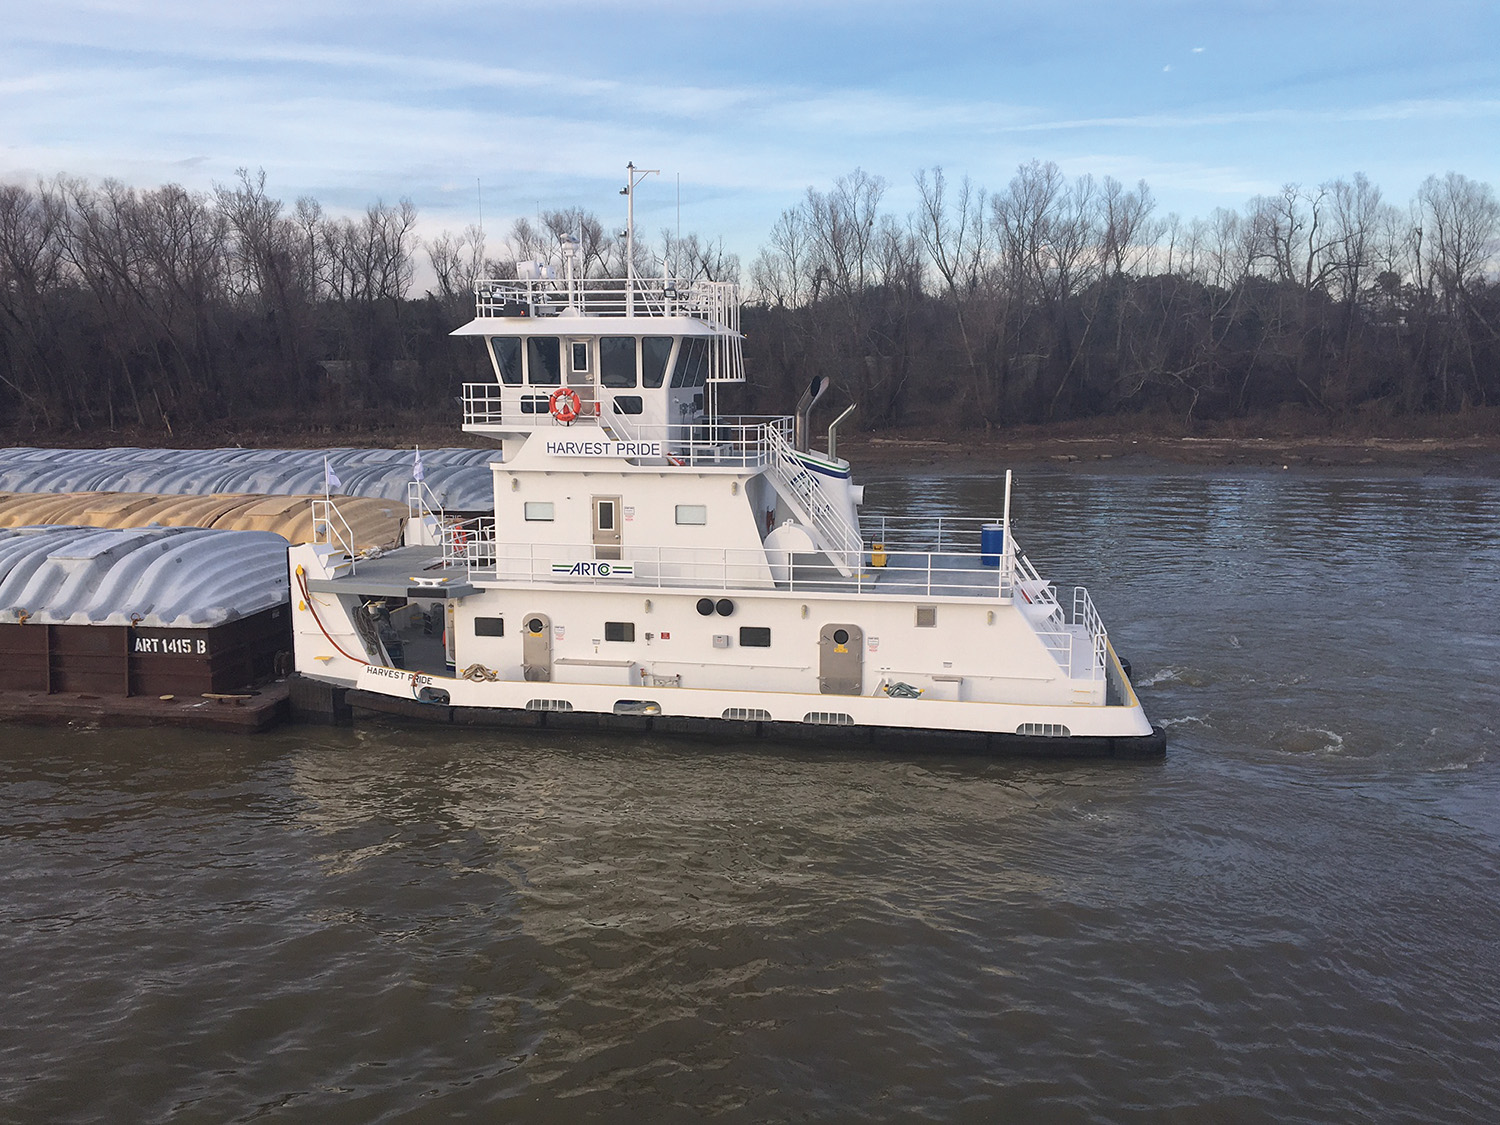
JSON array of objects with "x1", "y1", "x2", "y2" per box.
[
  {"x1": 324, "y1": 455, "x2": 342, "y2": 494},
  {"x1": 413, "y1": 445, "x2": 425, "y2": 483}
]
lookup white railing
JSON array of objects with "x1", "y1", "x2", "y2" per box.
[
  {"x1": 437, "y1": 521, "x2": 1018, "y2": 599},
  {"x1": 864, "y1": 514, "x2": 1006, "y2": 553},
  {"x1": 310, "y1": 498, "x2": 357, "y2": 573},
  {"x1": 765, "y1": 424, "x2": 863, "y2": 573},
  {"x1": 1029, "y1": 586, "x2": 1107, "y2": 682},
  {"x1": 463, "y1": 382, "x2": 505, "y2": 425},
  {"x1": 475, "y1": 277, "x2": 741, "y2": 334},
  {"x1": 406, "y1": 479, "x2": 445, "y2": 526},
  {"x1": 1073, "y1": 586, "x2": 1108, "y2": 680}
]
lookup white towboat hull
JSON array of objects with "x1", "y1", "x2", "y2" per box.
[{"x1": 288, "y1": 167, "x2": 1165, "y2": 759}]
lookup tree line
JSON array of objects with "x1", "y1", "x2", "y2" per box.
[{"x1": 1, "y1": 163, "x2": 1496, "y2": 435}]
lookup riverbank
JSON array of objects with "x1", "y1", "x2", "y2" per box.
[{"x1": 5, "y1": 408, "x2": 1498, "y2": 474}]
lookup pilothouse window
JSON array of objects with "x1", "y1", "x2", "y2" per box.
[
  {"x1": 642, "y1": 336, "x2": 672, "y2": 388},
  {"x1": 527, "y1": 337, "x2": 561, "y2": 385},
  {"x1": 490, "y1": 337, "x2": 522, "y2": 385},
  {"x1": 670, "y1": 338, "x2": 709, "y2": 388},
  {"x1": 600, "y1": 337, "x2": 637, "y2": 388}
]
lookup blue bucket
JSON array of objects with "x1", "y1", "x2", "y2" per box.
[{"x1": 980, "y1": 524, "x2": 1004, "y2": 567}]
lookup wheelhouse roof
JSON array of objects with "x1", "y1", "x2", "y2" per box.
[{"x1": 450, "y1": 316, "x2": 732, "y2": 338}]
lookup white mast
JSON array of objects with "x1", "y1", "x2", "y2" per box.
[{"x1": 621, "y1": 161, "x2": 659, "y2": 317}]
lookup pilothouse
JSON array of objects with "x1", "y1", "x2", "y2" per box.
[{"x1": 288, "y1": 166, "x2": 1165, "y2": 756}]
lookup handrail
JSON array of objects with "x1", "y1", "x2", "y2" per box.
[
  {"x1": 474, "y1": 277, "x2": 742, "y2": 334},
  {"x1": 437, "y1": 520, "x2": 1021, "y2": 600},
  {"x1": 310, "y1": 498, "x2": 358, "y2": 573},
  {"x1": 765, "y1": 424, "x2": 863, "y2": 572},
  {"x1": 406, "y1": 479, "x2": 446, "y2": 526}
]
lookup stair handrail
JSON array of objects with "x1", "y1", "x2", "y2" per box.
[{"x1": 764, "y1": 424, "x2": 863, "y2": 570}]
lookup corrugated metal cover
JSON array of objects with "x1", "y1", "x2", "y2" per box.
[
  {"x1": 0, "y1": 492, "x2": 404, "y2": 548},
  {"x1": 0, "y1": 526, "x2": 289, "y2": 628},
  {"x1": 0, "y1": 447, "x2": 495, "y2": 509}
]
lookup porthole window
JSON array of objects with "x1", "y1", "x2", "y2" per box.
[
  {"x1": 833, "y1": 628, "x2": 850, "y2": 645},
  {"x1": 527, "y1": 617, "x2": 545, "y2": 635},
  {"x1": 696, "y1": 598, "x2": 715, "y2": 616}
]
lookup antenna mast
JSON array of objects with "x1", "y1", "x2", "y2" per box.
[{"x1": 620, "y1": 161, "x2": 659, "y2": 316}]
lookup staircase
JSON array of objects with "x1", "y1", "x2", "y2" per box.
[{"x1": 764, "y1": 425, "x2": 863, "y2": 576}]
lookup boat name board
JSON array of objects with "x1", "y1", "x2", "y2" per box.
[
  {"x1": 364, "y1": 665, "x2": 435, "y2": 686},
  {"x1": 544, "y1": 439, "x2": 662, "y2": 458},
  {"x1": 551, "y1": 561, "x2": 635, "y2": 578}
]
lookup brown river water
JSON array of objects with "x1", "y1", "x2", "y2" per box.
[{"x1": 2, "y1": 465, "x2": 1498, "y2": 1123}]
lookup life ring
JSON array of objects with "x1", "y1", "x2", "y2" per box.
[{"x1": 549, "y1": 388, "x2": 582, "y2": 424}]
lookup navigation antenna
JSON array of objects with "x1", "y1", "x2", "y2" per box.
[{"x1": 620, "y1": 162, "x2": 659, "y2": 316}]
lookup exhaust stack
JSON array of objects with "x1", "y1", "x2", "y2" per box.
[{"x1": 794, "y1": 375, "x2": 829, "y2": 452}]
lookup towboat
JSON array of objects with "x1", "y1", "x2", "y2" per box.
[{"x1": 288, "y1": 168, "x2": 1164, "y2": 756}]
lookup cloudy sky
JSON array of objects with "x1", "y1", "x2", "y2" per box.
[{"x1": 4, "y1": 0, "x2": 1497, "y2": 267}]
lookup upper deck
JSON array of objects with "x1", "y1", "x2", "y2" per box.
[{"x1": 461, "y1": 276, "x2": 742, "y2": 342}]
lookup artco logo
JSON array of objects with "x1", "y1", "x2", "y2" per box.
[{"x1": 551, "y1": 561, "x2": 635, "y2": 578}]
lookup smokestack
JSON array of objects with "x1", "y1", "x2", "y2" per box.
[{"x1": 794, "y1": 375, "x2": 829, "y2": 452}]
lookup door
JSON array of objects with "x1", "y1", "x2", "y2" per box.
[
  {"x1": 592, "y1": 495, "x2": 622, "y2": 560},
  {"x1": 819, "y1": 623, "x2": 864, "y2": 695},
  {"x1": 522, "y1": 612, "x2": 552, "y2": 682},
  {"x1": 567, "y1": 339, "x2": 595, "y2": 416}
]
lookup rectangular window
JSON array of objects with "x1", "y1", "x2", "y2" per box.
[
  {"x1": 524, "y1": 502, "x2": 554, "y2": 521},
  {"x1": 611, "y1": 396, "x2": 643, "y2": 415},
  {"x1": 490, "y1": 337, "x2": 522, "y2": 385},
  {"x1": 642, "y1": 337, "x2": 673, "y2": 388},
  {"x1": 604, "y1": 621, "x2": 635, "y2": 642},
  {"x1": 527, "y1": 337, "x2": 561, "y2": 385},
  {"x1": 671, "y1": 338, "x2": 709, "y2": 388},
  {"x1": 670, "y1": 337, "x2": 695, "y2": 387},
  {"x1": 599, "y1": 336, "x2": 637, "y2": 388},
  {"x1": 474, "y1": 617, "x2": 505, "y2": 637},
  {"x1": 571, "y1": 341, "x2": 589, "y2": 373},
  {"x1": 739, "y1": 626, "x2": 771, "y2": 647},
  {"x1": 675, "y1": 504, "x2": 707, "y2": 525},
  {"x1": 520, "y1": 394, "x2": 549, "y2": 414},
  {"x1": 597, "y1": 500, "x2": 615, "y2": 531}
]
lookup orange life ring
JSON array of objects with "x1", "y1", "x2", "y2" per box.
[{"x1": 549, "y1": 388, "x2": 582, "y2": 424}]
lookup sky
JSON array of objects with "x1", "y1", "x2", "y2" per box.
[{"x1": 3, "y1": 0, "x2": 1498, "y2": 274}]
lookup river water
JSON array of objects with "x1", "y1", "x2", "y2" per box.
[{"x1": 2, "y1": 465, "x2": 1498, "y2": 1123}]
